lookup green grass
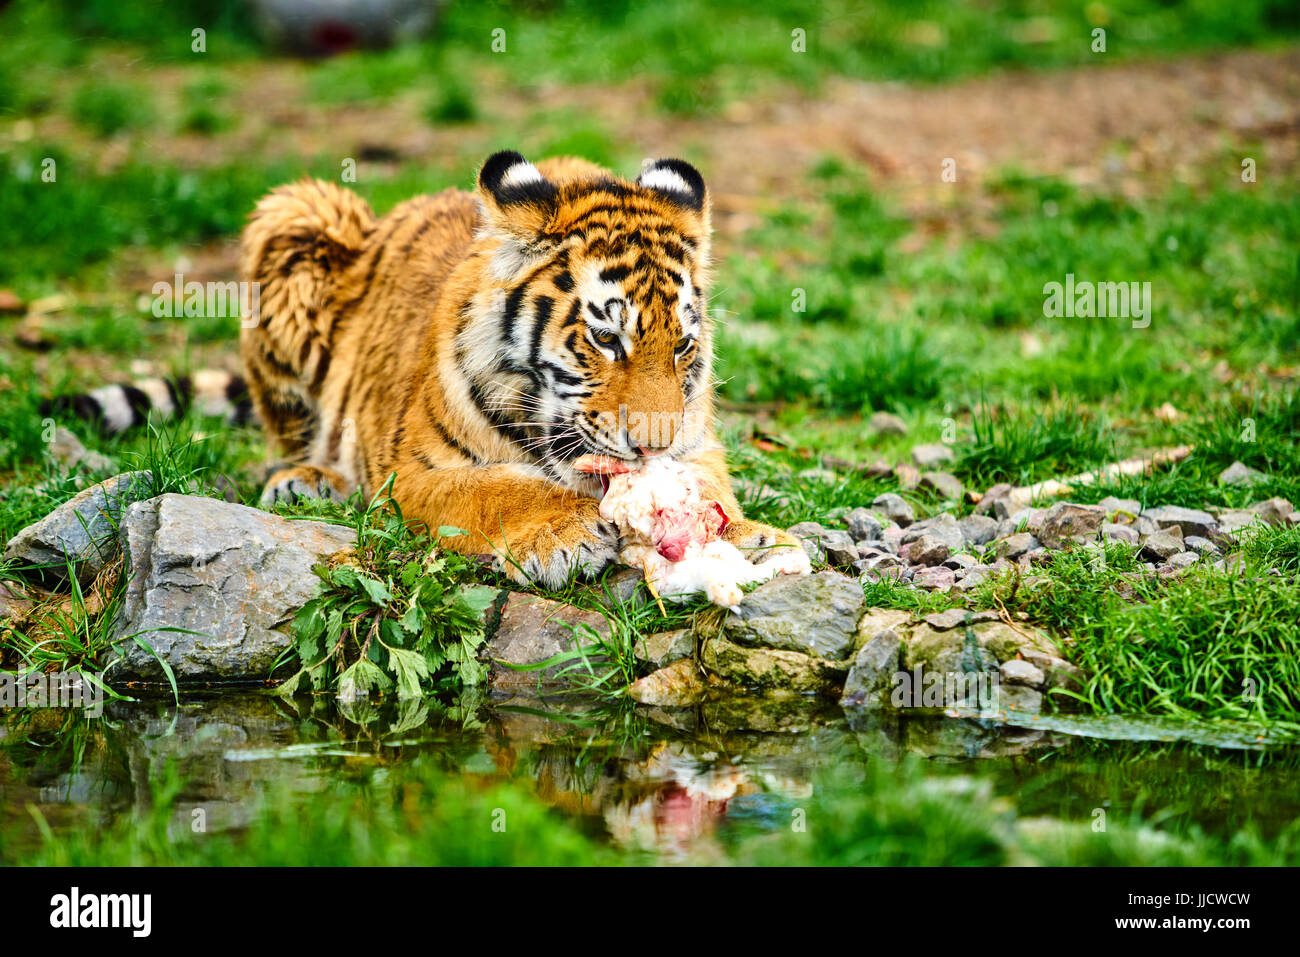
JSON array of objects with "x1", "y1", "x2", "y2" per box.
[
  {"x1": 69, "y1": 80, "x2": 155, "y2": 137},
  {"x1": 11, "y1": 0, "x2": 1299, "y2": 116},
  {"x1": 985, "y1": 532, "x2": 1300, "y2": 726}
]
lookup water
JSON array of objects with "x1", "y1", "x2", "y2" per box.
[{"x1": 3, "y1": 691, "x2": 1298, "y2": 865}]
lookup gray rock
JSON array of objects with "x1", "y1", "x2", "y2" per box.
[
  {"x1": 1183, "y1": 535, "x2": 1218, "y2": 556},
  {"x1": 1251, "y1": 498, "x2": 1294, "y2": 526},
  {"x1": 855, "y1": 552, "x2": 905, "y2": 581},
  {"x1": 995, "y1": 533, "x2": 1038, "y2": 560},
  {"x1": 1018, "y1": 646, "x2": 1085, "y2": 696},
  {"x1": 1140, "y1": 530, "x2": 1183, "y2": 562},
  {"x1": 4, "y1": 471, "x2": 155, "y2": 580},
  {"x1": 487, "y1": 592, "x2": 611, "y2": 690},
  {"x1": 786, "y1": 521, "x2": 829, "y2": 563},
  {"x1": 858, "y1": 565, "x2": 907, "y2": 583},
  {"x1": 869, "y1": 411, "x2": 909, "y2": 436},
  {"x1": 910, "y1": 535, "x2": 951, "y2": 567},
  {"x1": 724, "y1": 570, "x2": 863, "y2": 660},
  {"x1": 1096, "y1": 496, "x2": 1142, "y2": 520},
  {"x1": 1038, "y1": 502, "x2": 1105, "y2": 546},
  {"x1": 599, "y1": 566, "x2": 648, "y2": 605},
  {"x1": 632, "y1": 629, "x2": 695, "y2": 670},
  {"x1": 845, "y1": 507, "x2": 882, "y2": 542},
  {"x1": 822, "y1": 531, "x2": 862, "y2": 568},
  {"x1": 943, "y1": 553, "x2": 980, "y2": 572},
  {"x1": 1167, "y1": 551, "x2": 1200, "y2": 571},
  {"x1": 911, "y1": 443, "x2": 955, "y2": 468},
  {"x1": 879, "y1": 525, "x2": 904, "y2": 553},
  {"x1": 1213, "y1": 509, "x2": 1258, "y2": 534},
  {"x1": 922, "y1": 608, "x2": 1001, "y2": 630},
  {"x1": 871, "y1": 493, "x2": 914, "y2": 528},
  {"x1": 912, "y1": 566, "x2": 956, "y2": 590},
  {"x1": 1101, "y1": 522, "x2": 1139, "y2": 544},
  {"x1": 894, "y1": 462, "x2": 921, "y2": 490},
  {"x1": 701, "y1": 636, "x2": 847, "y2": 693},
  {"x1": 1000, "y1": 658, "x2": 1046, "y2": 689},
  {"x1": 1219, "y1": 461, "x2": 1265, "y2": 487},
  {"x1": 48, "y1": 426, "x2": 114, "y2": 473},
  {"x1": 1008, "y1": 507, "x2": 1046, "y2": 535},
  {"x1": 840, "y1": 628, "x2": 903, "y2": 707},
  {"x1": 104, "y1": 494, "x2": 356, "y2": 683},
  {"x1": 950, "y1": 566, "x2": 995, "y2": 592},
  {"x1": 974, "y1": 483, "x2": 1014, "y2": 519},
  {"x1": 902, "y1": 513, "x2": 964, "y2": 549},
  {"x1": 919, "y1": 471, "x2": 964, "y2": 500},
  {"x1": 958, "y1": 513, "x2": 999, "y2": 547},
  {"x1": 787, "y1": 522, "x2": 857, "y2": 567},
  {"x1": 1141, "y1": 505, "x2": 1218, "y2": 539}
]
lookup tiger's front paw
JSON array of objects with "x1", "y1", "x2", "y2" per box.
[
  {"x1": 260, "y1": 465, "x2": 352, "y2": 507},
  {"x1": 723, "y1": 518, "x2": 806, "y2": 565},
  {"x1": 498, "y1": 498, "x2": 621, "y2": 588}
]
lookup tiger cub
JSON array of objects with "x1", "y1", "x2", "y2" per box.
[{"x1": 239, "y1": 151, "x2": 798, "y2": 586}]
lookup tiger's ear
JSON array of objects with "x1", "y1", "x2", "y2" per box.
[
  {"x1": 636, "y1": 158, "x2": 707, "y2": 212},
  {"x1": 477, "y1": 151, "x2": 559, "y2": 245}
]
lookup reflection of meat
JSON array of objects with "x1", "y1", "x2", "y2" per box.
[{"x1": 575, "y1": 454, "x2": 810, "y2": 606}]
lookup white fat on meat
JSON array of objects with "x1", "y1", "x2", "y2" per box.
[{"x1": 579, "y1": 455, "x2": 811, "y2": 607}]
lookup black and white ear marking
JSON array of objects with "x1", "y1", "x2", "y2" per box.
[
  {"x1": 479, "y1": 150, "x2": 558, "y2": 207},
  {"x1": 637, "y1": 158, "x2": 706, "y2": 211}
]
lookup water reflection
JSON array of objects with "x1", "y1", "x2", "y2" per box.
[{"x1": 2, "y1": 691, "x2": 1299, "y2": 863}]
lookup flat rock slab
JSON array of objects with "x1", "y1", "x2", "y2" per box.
[
  {"x1": 701, "y1": 636, "x2": 848, "y2": 694},
  {"x1": 723, "y1": 570, "x2": 863, "y2": 660},
  {"x1": 104, "y1": 494, "x2": 355, "y2": 683},
  {"x1": 4, "y1": 471, "x2": 155, "y2": 580},
  {"x1": 626, "y1": 659, "x2": 707, "y2": 706},
  {"x1": 486, "y1": 592, "x2": 611, "y2": 690},
  {"x1": 1141, "y1": 505, "x2": 1218, "y2": 539}
]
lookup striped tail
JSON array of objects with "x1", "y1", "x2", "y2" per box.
[{"x1": 40, "y1": 370, "x2": 254, "y2": 434}]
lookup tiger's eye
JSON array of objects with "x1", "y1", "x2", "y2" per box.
[
  {"x1": 674, "y1": 336, "x2": 695, "y2": 355},
  {"x1": 593, "y1": 328, "x2": 618, "y2": 345}
]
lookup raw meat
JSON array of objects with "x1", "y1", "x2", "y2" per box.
[{"x1": 574, "y1": 454, "x2": 811, "y2": 607}]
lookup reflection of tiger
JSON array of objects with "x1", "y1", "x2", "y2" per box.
[{"x1": 238, "y1": 151, "x2": 798, "y2": 586}]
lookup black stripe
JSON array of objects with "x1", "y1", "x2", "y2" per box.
[
  {"x1": 538, "y1": 360, "x2": 583, "y2": 387},
  {"x1": 224, "y1": 374, "x2": 248, "y2": 403},
  {"x1": 599, "y1": 264, "x2": 631, "y2": 283},
  {"x1": 428, "y1": 414, "x2": 481, "y2": 465},
  {"x1": 121, "y1": 385, "x2": 152, "y2": 426},
  {"x1": 553, "y1": 270, "x2": 574, "y2": 292},
  {"x1": 529, "y1": 296, "x2": 554, "y2": 366},
  {"x1": 166, "y1": 377, "x2": 188, "y2": 413},
  {"x1": 502, "y1": 283, "x2": 528, "y2": 344}
]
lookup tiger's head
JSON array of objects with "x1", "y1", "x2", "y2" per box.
[{"x1": 463, "y1": 150, "x2": 716, "y2": 487}]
